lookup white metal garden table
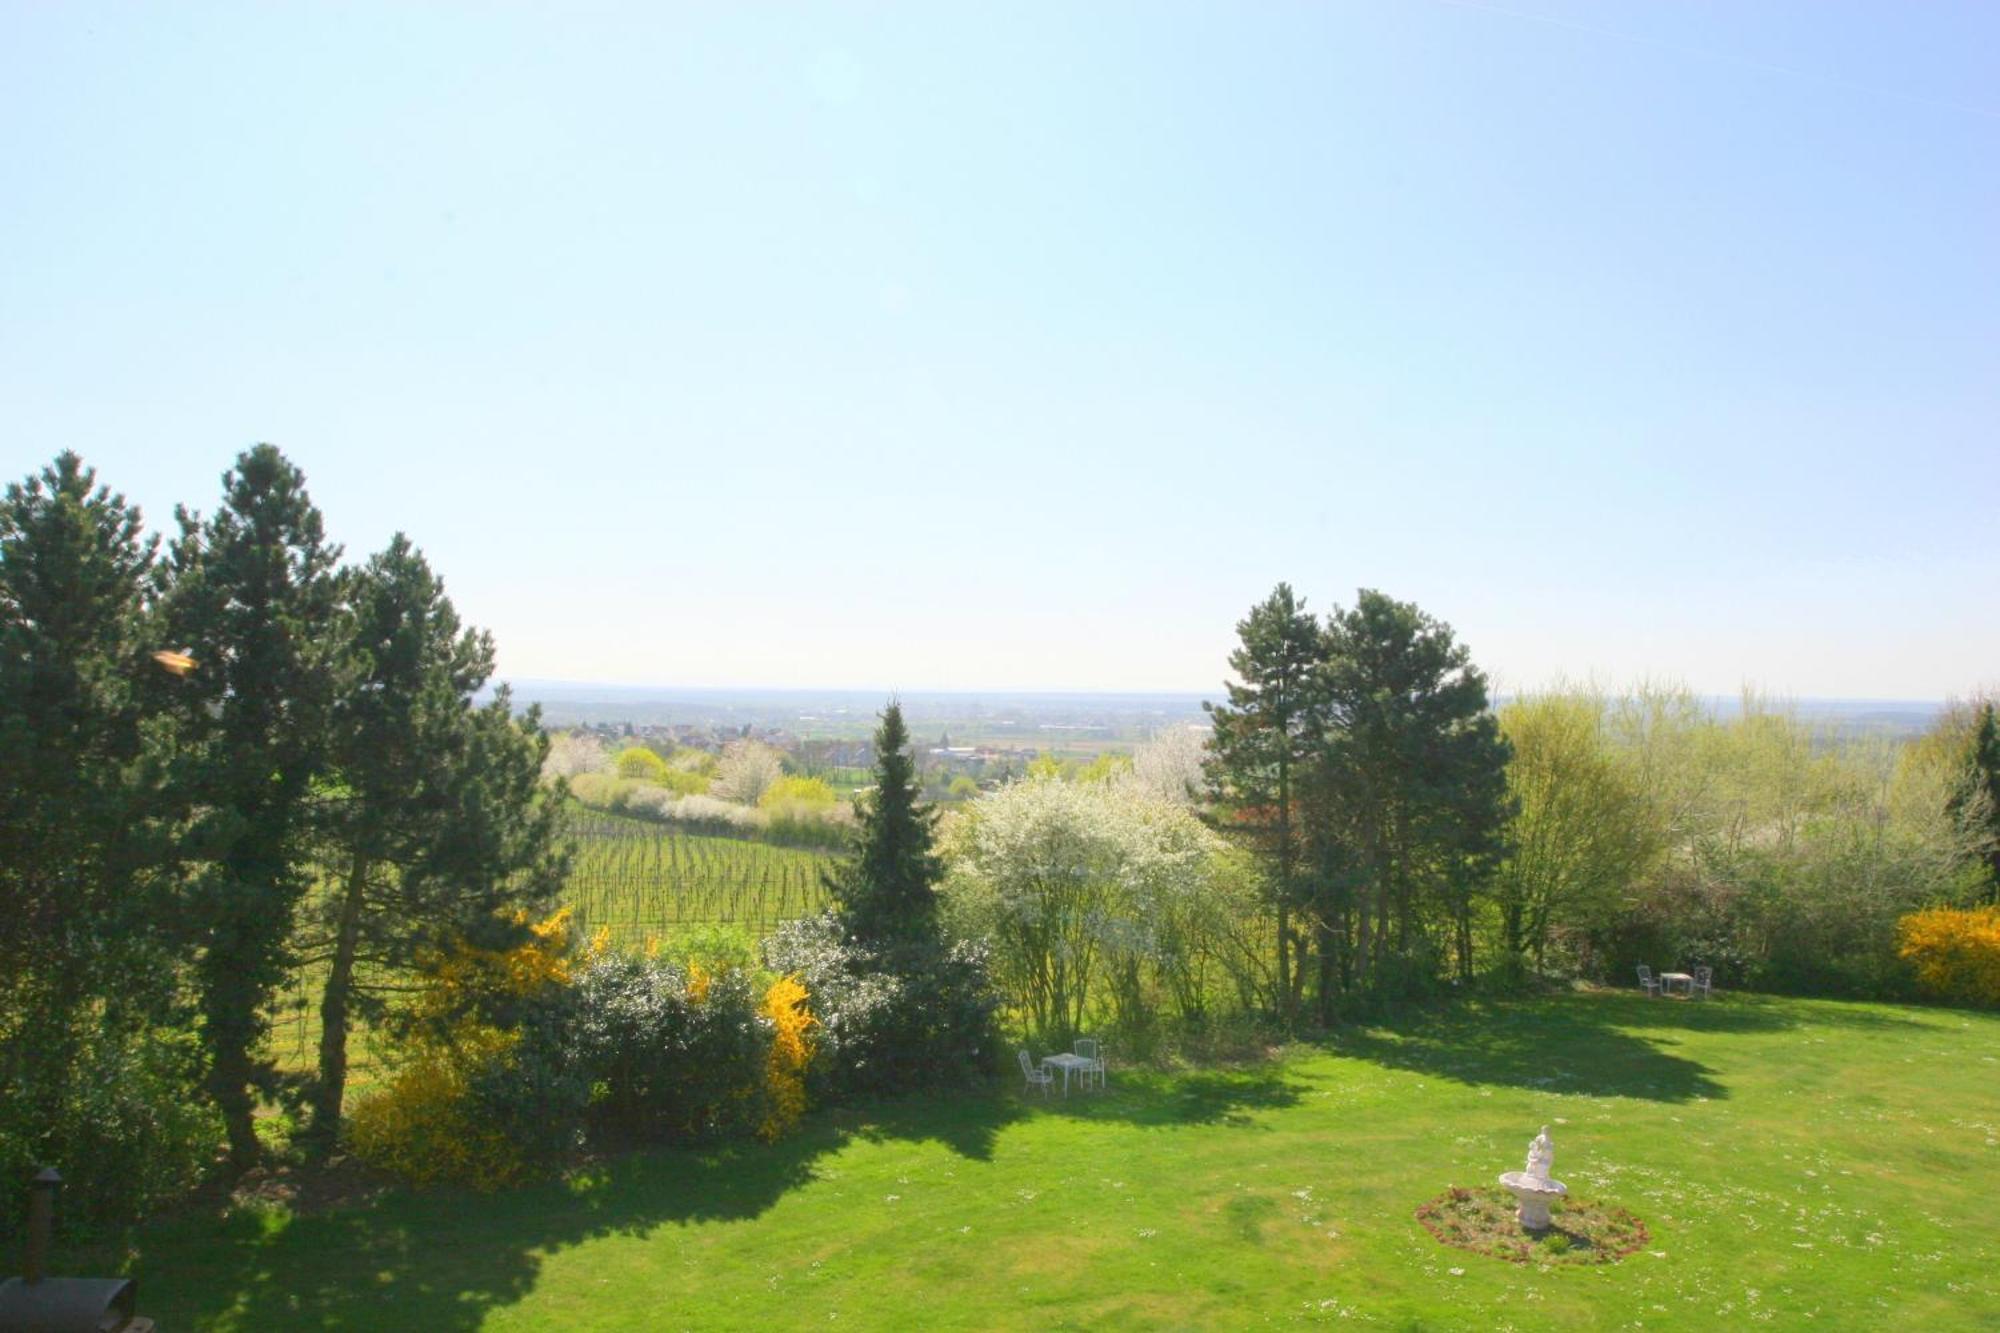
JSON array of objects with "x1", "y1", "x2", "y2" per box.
[{"x1": 1041, "y1": 1053, "x2": 1095, "y2": 1097}]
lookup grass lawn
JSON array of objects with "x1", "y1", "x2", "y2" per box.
[{"x1": 102, "y1": 990, "x2": 2000, "y2": 1330}]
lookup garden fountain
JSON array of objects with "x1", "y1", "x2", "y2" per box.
[{"x1": 1498, "y1": 1125, "x2": 1567, "y2": 1231}]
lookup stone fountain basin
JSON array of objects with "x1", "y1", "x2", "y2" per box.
[
  {"x1": 1498, "y1": 1171, "x2": 1568, "y2": 1231},
  {"x1": 1497, "y1": 1172, "x2": 1567, "y2": 1199}
]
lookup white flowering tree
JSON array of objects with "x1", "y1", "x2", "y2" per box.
[
  {"x1": 712, "y1": 739, "x2": 785, "y2": 805},
  {"x1": 1125, "y1": 725, "x2": 1211, "y2": 807},
  {"x1": 945, "y1": 777, "x2": 1226, "y2": 1043},
  {"x1": 541, "y1": 730, "x2": 608, "y2": 780}
]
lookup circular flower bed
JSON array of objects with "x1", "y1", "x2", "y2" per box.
[{"x1": 1415, "y1": 1185, "x2": 1648, "y2": 1266}]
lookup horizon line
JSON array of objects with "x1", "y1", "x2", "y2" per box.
[{"x1": 492, "y1": 676, "x2": 1951, "y2": 707}]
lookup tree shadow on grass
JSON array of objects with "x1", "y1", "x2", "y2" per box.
[
  {"x1": 116, "y1": 1069, "x2": 1303, "y2": 1330},
  {"x1": 1601, "y1": 989, "x2": 1930, "y2": 1035},
  {"x1": 1319, "y1": 994, "x2": 1732, "y2": 1103},
  {"x1": 1033, "y1": 1066, "x2": 1306, "y2": 1129},
  {"x1": 120, "y1": 1131, "x2": 841, "y2": 1330},
  {"x1": 1311, "y1": 990, "x2": 1943, "y2": 1107}
]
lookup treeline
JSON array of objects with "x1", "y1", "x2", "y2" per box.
[
  {"x1": 3, "y1": 446, "x2": 999, "y2": 1224},
  {"x1": 1497, "y1": 686, "x2": 1994, "y2": 997},
  {"x1": 1202, "y1": 583, "x2": 1999, "y2": 1022},
  {"x1": 1, "y1": 449, "x2": 564, "y2": 1229}
]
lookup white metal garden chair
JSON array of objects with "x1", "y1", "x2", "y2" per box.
[
  {"x1": 1018, "y1": 1048, "x2": 1054, "y2": 1098},
  {"x1": 1074, "y1": 1038, "x2": 1106, "y2": 1091},
  {"x1": 1691, "y1": 965, "x2": 1713, "y2": 1000},
  {"x1": 1637, "y1": 965, "x2": 1661, "y2": 998}
]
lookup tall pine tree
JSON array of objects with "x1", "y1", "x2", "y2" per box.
[
  {"x1": 306, "y1": 535, "x2": 567, "y2": 1139},
  {"x1": 833, "y1": 701, "x2": 944, "y2": 955},
  {"x1": 1961, "y1": 703, "x2": 2000, "y2": 900},
  {"x1": 0, "y1": 454, "x2": 179, "y2": 1175},
  {"x1": 160, "y1": 445, "x2": 341, "y2": 1169},
  {"x1": 1315, "y1": 589, "x2": 1512, "y2": 1000},
  {"x1": 1203, "y1": 583, "x2": 1324, "y2": 1021}
]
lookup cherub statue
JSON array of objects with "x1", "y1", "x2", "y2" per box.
[{"x1": 1524, "y1": 1125, "x2": 1554, "y2": 1181}]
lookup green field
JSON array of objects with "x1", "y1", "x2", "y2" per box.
[{"x1": 115, "y1": 990, "x2": 2000, "y2": 1329}]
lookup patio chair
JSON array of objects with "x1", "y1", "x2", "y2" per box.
[
  {"x1": 1018, "y1": 1048, "x2": 1054, "y2": 1098},
  {"x1": 1692, "y1": 965, "x2": 1713, "y2": 1000},
  {"x1": 1074, "y1": 1038, "x2": 1106, "y2": 1091},
  {"x1": 1637, "y1": 965, "x2": 1661, "y2": 998}
]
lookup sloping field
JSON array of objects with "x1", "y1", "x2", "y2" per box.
[{"x1": 560, "y1": 812, "x2": 837, "y2": 948}]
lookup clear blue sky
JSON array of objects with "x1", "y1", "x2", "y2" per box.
[{"x1": 4, "y1": 2, "x2": 1994, "y2": 698}]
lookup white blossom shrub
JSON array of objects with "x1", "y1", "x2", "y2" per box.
[{"x1": 713, "y1": 740, "x2": 785, "y2": 805}]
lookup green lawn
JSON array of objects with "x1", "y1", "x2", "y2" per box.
[{"x1": 106, "y1": 991, "x2": 2000, "y2": 1329}]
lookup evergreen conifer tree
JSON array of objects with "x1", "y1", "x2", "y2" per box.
[
  {"x1": 0, "y1": 453, "x2": 177, "y2": 1158},
  {"x1": 1962, "y1": 703, "x2": 2000, "y2": 899},
  {"x1": 159, "y1": 445, "x2": 341, "y2": 1169},
  {"x1": 1203, "y1": 583, "x2": 1324, "y2": 1020},
  {"x1": 833, "y1": 702, "x2": 944, "y2": 954},
  {"x1": 306, "y1": 535, "x2": 567, "y2": 1140},
  {"x1": 1314, "y1": 590, "x2": 1512, "y2": 1002}
]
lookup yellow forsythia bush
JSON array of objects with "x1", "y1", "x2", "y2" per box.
[
  {"x1": 1897, "y1": 906, "x2": 2000, "y2": 1006},
  {"x1": 760, "y1": 975, "x2": 816, "y2": 1142},
  {"x1": 348, "y1": 908, "x2": 585, "y2": 1189},
  {"x1": 346, "y1": 1026, "x2": 528, "y2": 1190}
]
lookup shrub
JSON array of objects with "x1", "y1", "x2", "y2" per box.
[
  {"x1": 348, "y1": 908, "x2": 590, "y2": 1189},
  {"x1": 760, "y1": 975, "x2": 816, "y2": 1141},
  {"x1": 713, "y1": 740, "x2": 785, "y2": 805},
  {"x1": 760, "y1": 775, "x2": 850, "y2": 847},
  {"x1": 764, "y1": 914, "x2": 1001, "y2": 1098},
  {"x1": 347, "y1": 1027, "x2": 531, "y2": 1191},
  {"x1": 765, "y1": 806, "x2": 853, "y2": 850},
  {"x1": 658, "y1": 766, "x2": 711, "y2": 797},
  {"x1": 619, "y1": 789, "x2": 759, "y2": 833},
  {"x1": 759, "y1": 775, "x2": 838, "y2": 813},
  {"x1": 568, "y1": 771, "x2": 637, "y2": 812},
  {"x1": 1898, "y1": 906, "x2": 2000, "y2": 1006},
  {"x1": 615, "y1": 746, "x2": 670, "y2": 782},
  {"x1": 0, "y1": 1022, "x2": 221, "y2": 1239},
  {"x1": 671, "y1": 748, "x2": 719, "y2": 777},
  {"x1": 563, "y1": 954, "x2": 768, "y2": 1143},
  {"x1": 352, "y1": 911, "x2": 834, "y2": 1185}
]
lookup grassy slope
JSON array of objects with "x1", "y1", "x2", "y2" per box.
[{"x1": 114, "y1": 991, "x2": 2000, "y2": 1330}]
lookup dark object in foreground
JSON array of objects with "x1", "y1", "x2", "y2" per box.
[
  {"x1": 0, "y1": 1276, "x2": 144, "y2": 1333},
  {"x1": 0, "y1": 1168, "x2": 153, "y2": 1332}
]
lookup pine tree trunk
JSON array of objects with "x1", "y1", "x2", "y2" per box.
[
  {"x1": 1274, "y1": 900, "x2": 1291, "y2": 1019},
  {"x1": 311, "y1": 855, "x2": 369, "y2": 1141},
  {"x1": 1354, "y1": 876, "x2": 1373, "y2": 991},
  {"x1": 1275, "y1": 760, "x2": 1293, "y2": 1024},
  {"x1": 211, "y1": 1040, "x2": 261, "y2": 1171},
  {"x1": 204, "y1": 882, "x2": 267, "y2": 1173},
  {"x1": 1315, "y1": 913, "x2": 1337, "y2": 1026}
]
